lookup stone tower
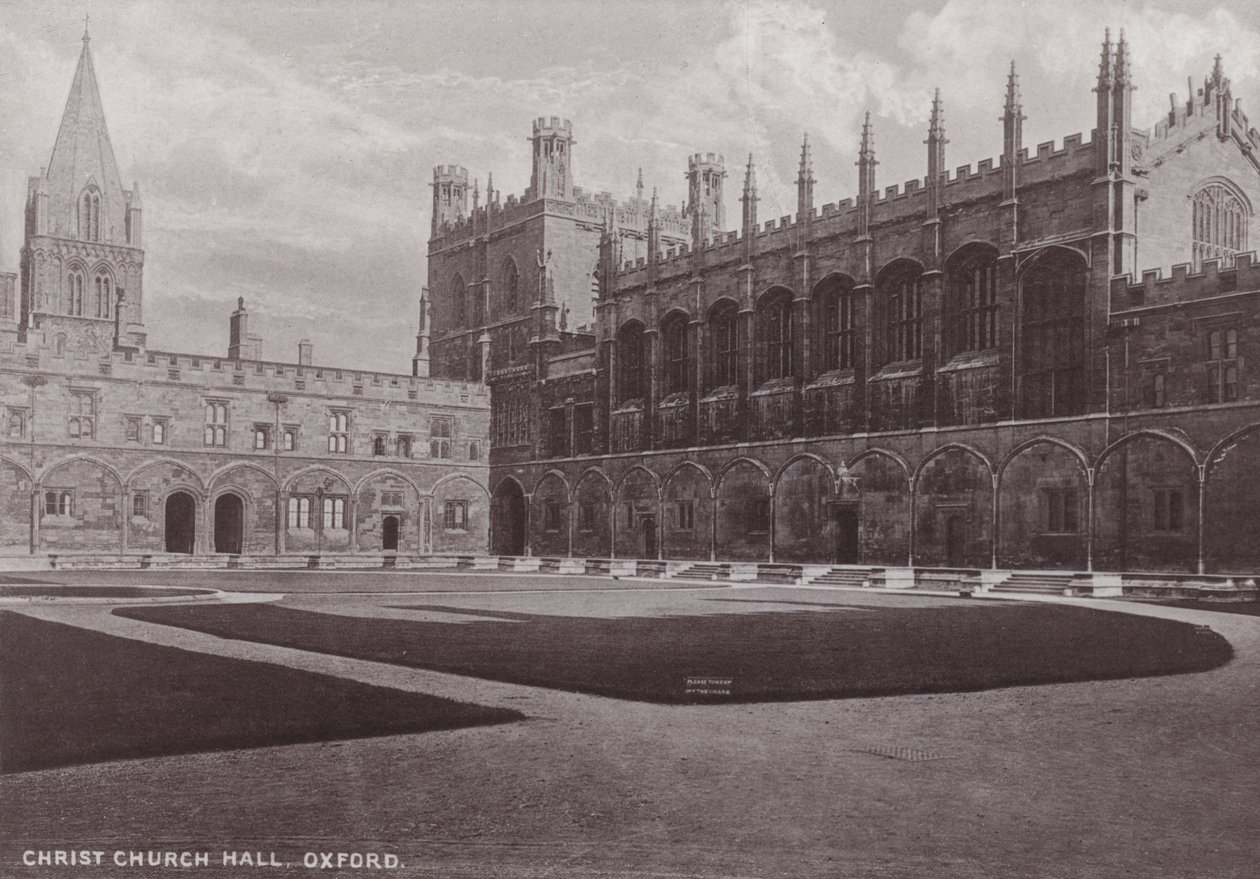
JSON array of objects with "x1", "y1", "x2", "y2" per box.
[
  {"x1": 430, "y1": 165, "x2": 469, "y2": 235},
  {"x1": 686, "y1": 152, "x2": 726, "y2": 240},
  {"x1": 20, "y1": 24, "x2": 146, "y2": 349},
  {"x1": 529, "y1": 117, "x2": 574, "y2": 201}
]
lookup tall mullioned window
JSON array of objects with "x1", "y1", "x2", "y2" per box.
[
  {"x1": 1191, "y1": 182, "x2": 1249, "y2": 269},
  {"x1": 618, "y1": 321, "x2": 646, "y2": 402},
  {"x1": 80, "y1": 188, "x2": 101, "y2": 242},
  {"x1": 94, "y1": 273, "x2": 112, "y2": 320},
  {"x1": 69, "y1": 391, "x2": 96, "y2": 439},
  {"x1": 1020, "y1": 251, "x2": 1086, "y2": 418},
  {"x1": 816, "y1": 276, "x2": 856, "y2": 371},
  {"x1": 67, "y1": 270, "x2": 85, "y2": 316},
  {"x1": 1205, "y1": 327, "x2": 1239, "y2": 404},
  {"x1": 759, "y1": 289, "x2": 794, "y2": 382},
  {"x1": 501, "y1": 258, "x2": 519, "y2": 315},
  {"x1": 881, "y1": 266, "x2": 923, "y2": 363},
  {"x1": 950, "y1": 249, "x2": 998, "y2": 353},
  {"x1": 663, "y1": 314, "x2": 689, "y2": 394},
  {"x1": 430, "y1": 416, "x2": 453, "y2": 458},
  {"x1": 709, "y1": 303, "x2": 738, "y2": 388}
]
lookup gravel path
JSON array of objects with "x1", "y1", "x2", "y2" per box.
[{"x1": 3, "y1": 583, "x2": 1258, "y2": 879}]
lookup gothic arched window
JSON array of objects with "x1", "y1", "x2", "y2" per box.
[
  {"x1": 617, "y1": 320, "x2": 646, "y2": 403},
  {"x1": 1192, "y1": 182, "x2": 1249, "y2": 269},
  {"x1": 450, "y1": 273, "x2": 466, "y2": 329},
  {"x1": 757, "y1": 288, "x2": 794, "y2": 383},
  {"x1": 80, "y1": 188, "x2": 101, "y2": 242},
  {"x1": 1020, "y1": 249, "x2": 1086, "y2": 418},
  {"x1": 878, "y1": 263, "x2": 923, "y2": 364},
  {"x1": 662, "y1": 313, "x2": 689, "y2": 395},
  {"x1": 94, "y1": 273, "x2": 112, "y2": 320},
  {"x1": 501, "y1": 258, "x2": 519, "y2": 315},
  {"x1": 814, "y1": 275, "x2": 856, "y2": 372},
  {"x1": 947, "y1": 247, "x2": 999, "y2": 354},
  {"x1": 66, "y1": 270, "x2": 85, "y2": 316},
  {"x1": 708, "y1": 301, "x2": 738, "y2": 390}
]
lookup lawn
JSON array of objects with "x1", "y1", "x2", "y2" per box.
[
  {"x1": 0, "y1": 612, "x2": 522, "y2": 774},
  {"x1": 117, "y1": 600, "x2": 1233, "y2": 703}
]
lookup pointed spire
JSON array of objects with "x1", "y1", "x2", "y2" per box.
[
  {"x1": 1004, "y1": 60, "x2": 1023, "y2": 114},
  {"x1": 1211, "y1": 53, "x2": 1225, "y2": 87},
  {"x1": 859, "y1": 112, "x2": 875, "y2": 163},
  {"x1": 929, "y1": 89, "x2": 945, "y2": 137},
  {"x1": 798, "y1": 133, "x2": 813, "y2": 179},
  {"x1": 83, "y1": 12, "x2": 90, "y2": 43},
  {"x1": 472, "y1": 178, "x2": 481, "y2": 212},
  {"x1": 1114, "y1": 28, "x2": 1131, "y2": 85},
  {"x1": 1097, "y1": 27, "x2": 1113, "y2": 88},
  {"x1": 486, "y1": 171, "x2": 494, "y2": 204},
  {"x1": 636, "y1": 166, "x2": 644, "y2": 203},
  {"x1": 46, "y1": 27, "x2": 126, "y2": 238},
  {"x1": 130, "y1": 180, "x2": 141, "y2": 208}
]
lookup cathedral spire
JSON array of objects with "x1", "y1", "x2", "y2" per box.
[
  {"x1": 857, "y1": 113, "x2": 877, "y2": 239},
  {"x1": 45, "y1": 25, "x2": 126, "y2": 240},
  {"x1": 926, "y1": 90, "x2": 947, "y2": 218},
  {"x1": 1003, "y1": 61, "x2": 1025, "y2": 204},
  {"x1": 1097, "y1": 27, "x2": 1113, "y2": 89},
  {"x1": 1114, "y1": 28, "x2": 1131, "y2": 87}
]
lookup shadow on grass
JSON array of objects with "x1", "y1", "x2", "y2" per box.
[
  {"x1": 0, "y1": 612, "x2": 523, "y2": 774},
  {"x1": 117, "y1": 601, "x2": 1233, "y2": 704}
]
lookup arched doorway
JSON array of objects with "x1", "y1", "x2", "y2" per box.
[
  {"x1": 945, "y1": 514, "x2": 965, "y2": 567},
  {"x1": 382, "y1": 515, "x2": 400, "y2": 551},
  {"x1": 642, "y1": 515, "x2": 657, "y2": 559},
  {"x1": 492, "y1": 480, "x2": 526, "y2": 555},
  {"x1": 164, "y1": 492, "x2": 196, "y2": 554},
  {"x1": 214, "y1": 494, "x2": 244, "y2": 555}
]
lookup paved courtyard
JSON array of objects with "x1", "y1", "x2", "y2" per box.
[{"x1": 1, "y1": 571, "x2": 1258, "y2": 878}]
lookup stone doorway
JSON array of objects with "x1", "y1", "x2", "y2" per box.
[
  {"x1": 382, "y1": 515, "x2": 400, "y2": 551},
  {"x1": 164, "y1": 491, "x2": 196, "y2": 554},
  {"x1": 214, "y1": 494, "x2": 244, "y2": 555}
]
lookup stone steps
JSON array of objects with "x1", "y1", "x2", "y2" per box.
[
  {"x1": 673, "y1": 563, "x2": 731, "y2": 581},
  {"x1": 809, "y1": 568, "x2": 872, "y2": 588},
  {"x1": 990, "y1": 573, "x2": 1076, "y2": 595}
]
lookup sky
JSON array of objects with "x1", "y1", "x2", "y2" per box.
[{"x1": 0, "y1": 0, "x2": 1257, "y2": 372}]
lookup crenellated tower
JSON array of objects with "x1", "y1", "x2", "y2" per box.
[
  {"x1": 20, "y1": 25, "x2": 146, "y2": 349},
  {"x1": 430, "y1": 165, "x2": 469, "y2": 235},
  {"x1": 529, "y1": 116, "x2": 575, "y2": 201},
  {"x1": 686, "y1": 152, "x2": 726, "y2": 242}
]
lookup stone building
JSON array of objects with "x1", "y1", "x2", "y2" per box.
[
  {"x1": 428, "y1": 32, "x2": 1260, "y2": 575},
  {"x1": 0, "y1": 29, "x2": 490, "y2": 559}
]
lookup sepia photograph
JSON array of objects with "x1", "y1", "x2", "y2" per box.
[{"x1": 1, "y1": 0, "x2": 1258, "y2": 876}]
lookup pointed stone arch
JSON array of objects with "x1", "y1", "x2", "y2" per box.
[
  {"x1": 715, "y1": 457, "x2": 772, "y2": 561},
  {"x1": 1203, "y1": 422, "x2": 1260, "y2": 572},
  {"x1": 997, "y1": 439, "x2": 1089, "y2": 569},
  {"x1": 913, "y1": 444, "x2": 994, "y2": 568},
  {"x1": 531, "y1": 470, "x2": 571, "y2": 556},
  {"x1": 614, "y1": 465, "x2": 661, "y2": 559},
  {"x1": 572, "y1": 467, "x2": 613, "y2": 558},
  {"x1": 774, "y1": 454, "x2": 836, "y2": 563},
  {"x1": 662, "y1": 461, "x2": 713, "y2": 560},
  {"x1": 1093, "y1": 431, "x2": 1200, "y2": 572},
  {"x1": 0, "y1": 456, "x2": 33, "y2": 553}
]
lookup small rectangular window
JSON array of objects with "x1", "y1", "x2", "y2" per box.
[
  {"x1": 69, "y1": 391, "x2": 96, "y2": 439},
  {"x1": 397, "y1": 435, "x2": 412, "y2": 458},
  {"x1": 468, "y1": 440, "x2": 481, "y2": 461},
  {"x1": 151, "y1": 419, "x2": 168, "y2": 445},
  {"x1": 132, "y1": 492, "x2": 149, "y2": 519},
  {"x1": 7, "y1": 409, "x2": 27, "y2": 439},
  {"x1": 253, "y1": 425, "x2": 270, "y2": 450},
  {"x1": 430, "y1": 416, "x2": 453, "y2": 459},
  {"x1": 544, "y1": 500, "x2": 562, "y2": 532},
  {"x1": 287, "y1": 495, "x2": 312, "y2": 529},
  {"x1": 322, "y1": 496, "x2": 346, "y2": 530},
  {"x1": 44, "y1": 490, "x2": 72, "y2": 517},
  {"x1": 573, "y1": 405, "x2": 594, "y2": 455},
  {"x1": 578, "y1": 502, "x2": 596, "y2": 533},
  {"x1": 125, "y1": 417, "x2": 141, "y2": 443},
  {"x1": 328, "y1": 411, "x2": 349, "y2": 453},
  {"x1": 282, "y1": 428, "x2": 296, "y2": 451},
  {"x1": 443, "y1": 499, "x2": 468, "y2": 530},
  {"x1": 1044, "y1": 488, "x2": 1080, "y2": 534}
]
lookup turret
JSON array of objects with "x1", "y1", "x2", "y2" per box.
[
  {"x1": 1002, "y1": 60, "x2": 1025, "y2": 203},
  {"x1": 412, "y1": 290, "x2": 431, "y2": 378},
  {"x1": 796, "y1": 134, "x2": 814, "y2": 222},
  {"x1": 227, "y1": 297, "x2": 263, "y2": 361},
  {"x1": 926, "y1": 91, "x2": 947, "y2": 217},
  {"x1": 430, "y1": 164, "x2": 469, "y2": 235},
  {"x1": 529, "y1": 116, "x2": 575, "y2": 201},
  {"x1": 857, "y1": 113, "x2": 877, "y2": 240},
  {"x1": 1095, "y1": 28, "x2": 1115, "y2": 174},
  {"x1": 1111, "y1": 29, "x2": 1134, "y2": 175},
  {"x1": 740, "y1": 154, "x2": 758, "y2": 263},
  {"x1": 1208, "y1": 54, "x2": 1233, "y2": 141},
  {"x1": 647, "y1": 187, "x2": 661, "y2": 280},
  {"x1": 126, "y1": 180, "x2": 142, "y2": 247},
  {"x1": 686, "y1": 152, "x2": 726, "y2": 241}
]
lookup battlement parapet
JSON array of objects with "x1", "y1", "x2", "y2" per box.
[
  {"x1": 1111, "y1": 250, "x2": 1260, "y2": 309},
  {"x1": 688, "y1": 152, "x2": 725, "y2": 169},
  {"x1": 533, "y1": 116, "x2": 573, "y2": 136},
  {"x1": 432, "y1": 164, "x2": 469, "y2": 182}
]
